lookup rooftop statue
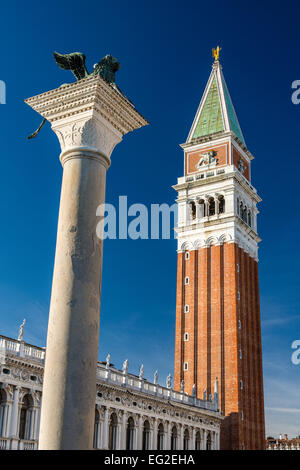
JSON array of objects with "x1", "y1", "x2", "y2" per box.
[
  {"x1": 28, "y1": 52, "x2": 121, "y2": 140},
  {"x1": 212, "y1": 45, "x2": 221, "y2": 62},
  {"x1": 17, "y1": 319, "x2": 26, "y2": 341}
]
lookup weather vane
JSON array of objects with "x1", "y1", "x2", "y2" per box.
[{"x1": 212, "y1": 46, "x2": 222, "y2": 62}]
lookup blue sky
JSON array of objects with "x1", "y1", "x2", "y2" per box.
[{"x1": 0, "y1": 0, "x2": 299, "y2": 438}]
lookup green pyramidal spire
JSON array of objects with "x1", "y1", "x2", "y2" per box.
[{"x1": 188, "y1": 60, "x2": 245, "y2": 145}]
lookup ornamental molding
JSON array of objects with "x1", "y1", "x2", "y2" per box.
[
  {"x1": 178, "y1": 233, "x2": 258, "y2": 260},
  {"x1": 25, "y1": 75, "x2": 148, "y2": 138},
  {"x1": 95, "y1": 383, "x2": 220, "y2": 429}
]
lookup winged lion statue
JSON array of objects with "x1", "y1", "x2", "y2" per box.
[{"x1": 28, "y1": 52, "x2": 120, "y2": 139}]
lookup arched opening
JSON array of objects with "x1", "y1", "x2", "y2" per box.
[
  {"x1": 0, "y1": 389, "x2": 8, "y2": 437},
  {"x1": 218, "y1": 195, "x2": 225, "y2": 214},
  {"x1": 93, "y1": 408, "x2": 100, "y2": 449},
  {"x1": 189, "y1": 201, "x2": 196, "y2": 221},
  {"x1": 126, "y1": 417, "x2": 135, "y2": 450},
  {"x1": 237, "y1": 198, "x2": 240, "y2": 216},
  {"x1": 157, "y1": 423, "x2": 164, "y2": 450},
  {"x1": 19, "y1": 394, "x2": 34, "y2": 440},
  {"x1": 207, "y1": 432, "x2": 212, "y2": 450},
  {"x1": 142, "y1": 420, "x2": 150, "y2": 450},
  {"x1": 108, "y1": 412, "x2": 118, "y2": 450},
  {"x1": 240, "y1": 201, "x2": 243, "y2": 219},
  {"x1": 198, "y1": 199, "x2": 205, "y2": 218},
  {"x1": 248, "y1": 210, "x2": 252, "y2": 227},
  {"x1": 242, "y1": 205, "x2": 248, "y2": 223},
  {"x1": 184, "y1": 428, "x2": 189, "y2": 450},
  {"x1": 208, "y1": 197, "x2": 215, "y2": 216},
  {"x1": 171, "y1": 426, "x2": 177, "y2": 450},
  {"x1": 195, "y1": 430, "x2": 201, "y2": 450}
]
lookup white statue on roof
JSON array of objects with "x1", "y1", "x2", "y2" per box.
[{"x1": 18, "y1": 319, "x2": 26, "y2": 341}]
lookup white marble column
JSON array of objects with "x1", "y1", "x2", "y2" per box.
[
  {"x1": 9, "y1": 386, "x2": 20, "y2": 439},
  {"x1": 191, "y1": 427, "x2": 195, "y2": 450},
  {"x1": 1, "y1": 403, "x2": 10, "y2": 438},
  {"x1": 138, "y1": 415, "x2": 143, "y2": 450},
  {"x1": 166, "y1": 422, "x2": 171, "y2": 450},
  {"x1": 179, "y1": 425, "x2": 184, "y2": 450},
  {"x1": 25, "y1": 76, "x2": 147, "y2": 450},
  {"x1": 202, "y1": 429, "x2": 207, "y2": 450},
  {"x1": 121, "y1": 411, "x2": 128, "y2": 450},
  {"x1": 102, "y1": 407, "x2": 109, "y2": 450},
  {"x1": 152, "y1": 419, "x2": 158, "y2": 450}
]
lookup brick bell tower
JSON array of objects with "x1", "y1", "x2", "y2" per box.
[{"x1": 173, "y1": 51, "x2": 265, "y2": 450}]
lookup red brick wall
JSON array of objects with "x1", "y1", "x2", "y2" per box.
[
  {"x1": 174, "y1": 243, "x2": 265, "y2": 450},
  {"x1": 232, "y1": 146, "x2": 250, "y2": 181}
]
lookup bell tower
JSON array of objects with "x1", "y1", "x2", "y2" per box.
[{"x1": 173, "y1": 53, "x2": 265, "y2": 450}]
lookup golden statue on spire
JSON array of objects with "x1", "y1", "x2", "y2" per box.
[{"x1": 212, "y1": 46, "x2": 221, "y2": 61}]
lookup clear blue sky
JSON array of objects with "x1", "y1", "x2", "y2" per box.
[{"x1": 0, "y1": 0, "x2": 299, "y2": 438}]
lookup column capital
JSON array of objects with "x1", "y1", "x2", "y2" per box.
[{"x1": 25, "y1": 75, "x2": 148, "y2": 165}]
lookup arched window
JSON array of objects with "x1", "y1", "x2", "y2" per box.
[
  {"x1": 157, "y1": 423, "x2": 164, "y2": 450},
  {"x1": 189, "y1": 201, "x2": 196, "y2": 221},
  {"x1": 240, "y1": 201, "x2": 243, "y2": 219},
  {"x1": 93, "y1": 408, "x2": 100, "y2": 449},
  {"x1": 126, "y1": 417, "x2": 135, "y2": 450},
  {"x1": 208, "y1": 197, "x2": 215, "y2": 216},
  {"x1": 195, "y1": 430, "x2": 201, "y2": 450},
  {"x1": 184, "y1": 428, "x2": 189, "y2": 450},
  {"x1": 19, "y1": 394, "x2": 34, "y2": 440},
  {"x1": 171, "y1": 426, "x2": 177, "y2": 450},
  {"x1": 237, "y1": 198, "x2": 240, "y2": 216},
  {"x1": 207, "y1": 432, "x2": 212, "y2": 450},
  {"x1": 142, "y1": 420, "x2": 150, "y2": 450},
  {"x1": 0, "y1": 389, "x2": 8, "y2": 437},
  {"x1": 198, "y1": 199, "x2": 205, "y2": 218},
  {"x1": 242, "y1": 206, "x2": 248, "y2": 223},
  {"x1": 218, "y1": 195, "x2": 225, "y2": 214},
  {"x1": 109, "y1": 412, "x2": 118, "y2": 450},
  {"x1": 248, "y1": 210, "x2": 252, "y2": 227}
]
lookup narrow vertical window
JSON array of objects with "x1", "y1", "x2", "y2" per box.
[
  {"x1": 184, "y1": 305, "x2": 189, "y2": 313},
  {"x1": 185, "y1": 251, "x2": 190, "y2": 261},
  {"x1": 184, "y1": 333, "x2": 189, "y2": 342},
  {"x1": 183, "y1": 362, "x2": 189, "y2": 371},
  {"x1": 184, "y1": 276, "x2": 190, "y2": 285}
]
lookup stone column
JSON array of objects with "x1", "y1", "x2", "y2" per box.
[
  {"x1": 191, "y1": 427, "x2": 195, "y2": 450},
  {"x1": 179, "y1": 425, "x2": 184, "y2": 450},
  {"x1": 121, "y1": 411, "x2": 128, "y2": 450},
  {"x1": 166, "y1": 422, "x2": 171, "y2": 450},
  {"x1": 25, "y1": 76, "x2": 148, "y2": 450},
  {"x1": 202, "y1": 429, "x2": 207, "y2": 450},
  {"x1": 138, "y1": 415, "x2": 143, "y2": 450},
  {"x1": 152, "y1": 419, "x2": 158, "y2": 450},
  {"x1": 102, "y1": 407, "x2": 109, "y2": 450},
  {"x1": 9, "y1": 386, "x2": 21, "y2": 444}
]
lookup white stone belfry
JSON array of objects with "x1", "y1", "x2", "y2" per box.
[{"x1": 25, "y1": 75, "x2": 148, "y2": 450}]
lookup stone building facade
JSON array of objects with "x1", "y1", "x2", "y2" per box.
[{"x1": 0, "y1": 334, "x2": 222, "y2": 450}]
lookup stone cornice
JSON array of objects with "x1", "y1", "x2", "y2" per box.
[
  {"x1": 173, "y1": 169, "x2": 261, "y2": 204},
  {"x1": 25, "y1": 75, "x2": 149, "y2": 136}
]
